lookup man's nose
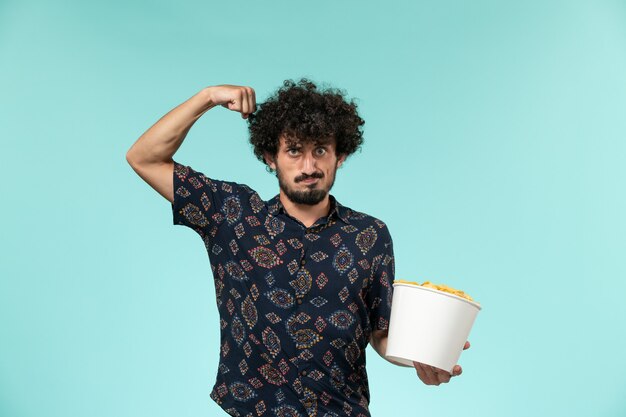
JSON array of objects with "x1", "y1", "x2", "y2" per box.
[{"x1": 301, "y1": 152, "x2": 317, "y2": 174}]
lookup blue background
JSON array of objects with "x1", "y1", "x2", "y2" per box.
[{"x1": 1, "y1": 0, "x2": 625, "y2": 416}]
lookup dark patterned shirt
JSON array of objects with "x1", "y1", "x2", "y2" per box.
[{"x1": 171, "y1": 160, "x2": 395, "y2": 417}]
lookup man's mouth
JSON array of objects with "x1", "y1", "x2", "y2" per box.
[
  {"x1": 300, "y1": 177, "x2": 319, "y2": 185},
  {"x1": 296, "y1": 173, "x2": 323, "y2": 184}
]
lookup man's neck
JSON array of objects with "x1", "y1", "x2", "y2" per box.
[{"x1": 279, "y1": 192, "x2": 332, "y2": 228}]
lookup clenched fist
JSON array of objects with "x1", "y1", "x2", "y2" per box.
[{"x1": 207, "y1": 85, "x2": 256, "y2": 119}]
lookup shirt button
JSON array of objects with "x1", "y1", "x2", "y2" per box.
[
  {"x1": 297, "y1": 299, "x2": 303, "y2": 305},
  {"x1": 300, "y1": 259, "x2": 306, "y2": 266},
  {"x1": 300, "y1": 370, "x2": 307, "y2": 376}
]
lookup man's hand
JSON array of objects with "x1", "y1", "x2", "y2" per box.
[
  {"x1": 207, "y1": 85, "x2": 256, "y2": 119},
  {"x1": 412, "y1": 341, "x2": 470, "y2": 386}
]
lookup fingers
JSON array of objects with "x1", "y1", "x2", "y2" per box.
[
  {"x1": 436, "y1": 367, "x2": 451, "y2": 384},
  {"x1": 413, "y1": 362, "x2": 453, "y2": 386},
  {"x1": 432, "y1": 368, "x2": 451, "y2": 384},
  {"x1": 413, "y1": 362, "x2": 428, "y2": 383},
  {"x1": 208, "y1": 85, "x2": 255, "y2": 119},
  {"x1": 240, "y1": 89, "x2": 249, "y2": 118},
  {"x1": 247, "y1": 87, "x2": 256, "y2": 116},
  {"x1": 422, "y1": 364, "x2": 439, "y2": 385},
  {"x1": 239, "y1": 87, "x2": 256, "y2": 119}
]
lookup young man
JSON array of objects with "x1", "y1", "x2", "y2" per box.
[{"x1": 126, "y1": 79, "x2": 467, "y2": 417}]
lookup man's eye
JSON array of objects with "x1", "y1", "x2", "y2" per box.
[
  {"x1": 315, "y1": 148, "x2": 327, "y2": 156},
  {"x1": 287, "y1": 148, "x2": 300, "y2": 156}
]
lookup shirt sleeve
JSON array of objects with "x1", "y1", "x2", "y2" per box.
[
  {"x1": 171, "y1": 160, "x2": 231, "y2": 238},
  {"x1": 366, "y1": 222, "x2": 395, "y2": 332}
]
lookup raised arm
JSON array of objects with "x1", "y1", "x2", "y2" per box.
[{"x1": 125, "y1": 85, "x2": 256, "y2": 203}]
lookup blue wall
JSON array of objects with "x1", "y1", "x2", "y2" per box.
[{"x1": 1, "y1": 1, "x2": 625, "y2": 416}]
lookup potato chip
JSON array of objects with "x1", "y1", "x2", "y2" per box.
[{"x1": 393, "y1": 279, "x2": 475, "y2": 302}]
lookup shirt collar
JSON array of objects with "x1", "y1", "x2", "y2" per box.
[{"x1": 267, "y1": 194, "x2": 351, "y2": 225}]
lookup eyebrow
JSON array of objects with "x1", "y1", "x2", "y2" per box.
[{"x1": 283, "y1": 137, "x2": 333, "y2": 148}]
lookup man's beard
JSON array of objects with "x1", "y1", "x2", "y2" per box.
[{"x1": 276, "y1": 166, "x2": 337, "y2": 205}]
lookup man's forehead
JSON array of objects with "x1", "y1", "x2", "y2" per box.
[{"x1": 280, "y1": 134, "x2": 335, "y2": 147}]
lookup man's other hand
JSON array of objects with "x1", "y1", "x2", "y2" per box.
[
  {"x1": 412, "y1": 341, "x2": 470, "y2": 386},
  {"x1": 207, "y1": 85, "x2": 256, "y2": 119}
]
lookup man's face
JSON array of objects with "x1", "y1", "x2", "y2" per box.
[{"x1": 265, "y1": 135, "x2": 346, "y2": 205}]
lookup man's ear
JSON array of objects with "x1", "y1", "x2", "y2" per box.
[
  {"x1": 264, "y1": 152, "x2": 277, "y2": 171},
  {"x1": 337, "y1": 154, "x2": 347, "y2": 168}
]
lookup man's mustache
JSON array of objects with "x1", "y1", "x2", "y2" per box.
[{"x1": 295, "y1": 172, "x2": 324, "y2": 182}]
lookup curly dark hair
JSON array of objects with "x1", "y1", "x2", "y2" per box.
[{"x1": 247, "y1": 78, "x2": 364, "y2": 167}]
